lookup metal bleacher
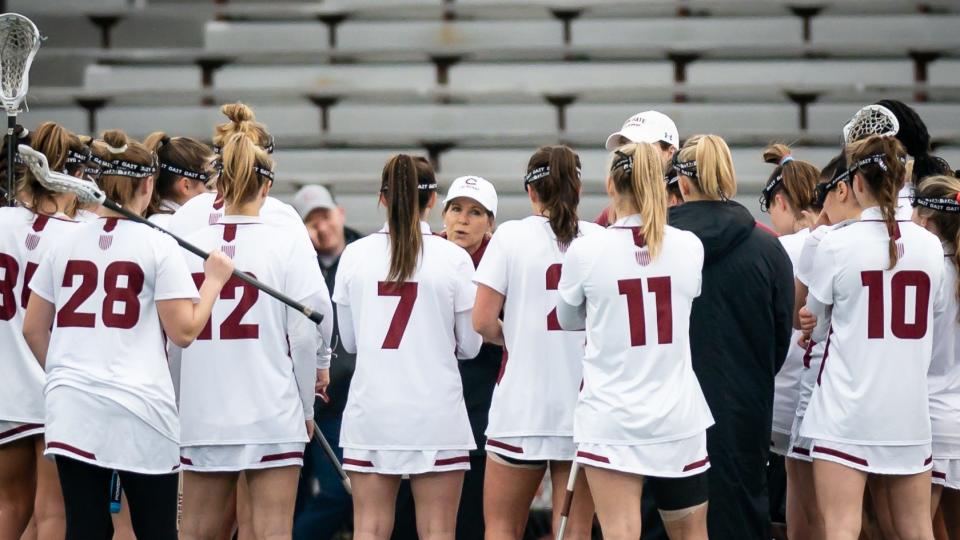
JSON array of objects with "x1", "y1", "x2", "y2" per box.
[{"x1": 11, "y1": 0, "x2": 960, "y2": 231}]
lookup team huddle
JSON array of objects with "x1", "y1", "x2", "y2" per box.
[{"x1": 0, "y1": 98, "x2": 957, "y2": 540}]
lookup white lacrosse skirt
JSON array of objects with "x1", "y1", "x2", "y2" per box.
[
  {"x1": 575, "y1": 431, "x2": 710, "y2": 478},
  {"x1": 809, "y1": 439, "x2": 933, "y2": 475},
  {"x1": 484, "y1": 435, "x2": 575, "y2": 462},
  {"x1": 44, "y1": 386, "x2": 179, "y2": 475},
  {"x1": 0, "y1": 420, "x2": 44, "y2": 446},
  {"x1": 788, "y1": 414, "x2": 814, "y2": 463},
  {"x1": 179, "y1": 442, "x2": 306, "y2": 472},
  {"x1": 342, "y1": 448, "x2": 470, "y2": 475}
]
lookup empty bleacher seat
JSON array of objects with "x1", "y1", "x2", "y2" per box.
[
  {"x1": 439, "y1": 148, "x2": 609, "y2": 193},
  {"x1": 204, "y1": 21, "x2": 329, "y2": 53},
  {"x1": 930, "y1": 60, "x2": 960, "y2": 86},
  {"x1": 214, "y1": 64, "x2": 436, "y2": 94},
  {"x1": 686, "y1": 59, "x2": 916, "y2": 88},
  {"x1": 20, "y1": 108, "x2": 89, "y2": 136},
  {"x1": 446, "y1": 62, "x2": 674, "y2": 97},
  {"x1": 811, "y1": 15, "x2": 960, "y2": 54},
  {"x1": 83, "y1": 65, "x2": 202, "y2": 92},
  {"x1": 273, "y1": 148, "x2": 420, "y2": 190},
  {"x1": 808, "y1": 103, "x2": 960, "y2": 142}
]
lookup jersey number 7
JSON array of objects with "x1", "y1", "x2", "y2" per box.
[{"x1": 378, "y1": 281, "x2": 418, "y2": 349}]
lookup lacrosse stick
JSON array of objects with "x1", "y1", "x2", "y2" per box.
[
  {"x1": 18, "y1": 145, "x2": 325, "y2": 325},
  {"x1": 555, "y1": 461, "x2": 580, "y2": 540},
  {"x1": 0, "y1": 14, "x2": 41, "y2": 206},
  {"x1": 312, "y1": 428, "x2": 353, "y2": 495},
  {"x1": 843, "y1": 104, "x2": 899, "y2": 144}
]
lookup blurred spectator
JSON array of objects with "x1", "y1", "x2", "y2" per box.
[{"x1": 291, "y1": 185, "x2": 362, "y2": 540}]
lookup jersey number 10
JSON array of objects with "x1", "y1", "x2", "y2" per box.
[{"x1": 861, "y1": 270, "x2": 930, "y2": 339}]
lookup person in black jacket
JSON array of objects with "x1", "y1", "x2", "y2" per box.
[
  {"x1": 291, "y1": 185, "x2": 363, "y2": 540},
  {"x1": 667, "y1": 135, "x2": 795, "y2": 540}
]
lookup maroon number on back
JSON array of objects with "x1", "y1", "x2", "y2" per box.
[
  {"x1": 860, "y1": 270, "x2": 931, "y2": 340},
  {"x1": 101, "y1": 262, "x2": 145, "y2": 329},
  {"x1": 57, "y1": 260, "x2": 98, "y2": 328},
  {"x1": 617, "y1": 276, "x2": 674, "y2": 347},
  {"x1": 545, "y1": 264, "x2": 562, "y2": 331},
  {"x1": 378, "y1": 281, "x2": 418, "y2": 349},
  {"x1": 0, "y1": 253, "x2": 19, "y2": 321},
  {"x1": 191, "y1": 272, "x2": 260, "y2": 340},
  {"x1": 21, "y1": 262, "x2": 38, "y2": 310}
]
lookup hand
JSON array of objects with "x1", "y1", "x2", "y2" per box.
[
  {"x1": 315, "y1": 368, "x2": 330, "y2": 402},
  {"x1": 797, "y1": 330, "x2": 811, "y2": 349},
  {"x1": 203, "y1": 249, "x2": 234, "y2": 286},
  {"x1": 305, "y1": 419, "x2": 315, "y2": 439},
  {"x1": 798, "y1": 306, "x2": 817, "y2": 333}
]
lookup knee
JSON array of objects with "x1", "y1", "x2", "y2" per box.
[
  {"x1": 0, "y1": 496, "x2": 35, "y2": 524},
  {"x1": 893, "y1": 522, "x2": 934, "y2": 540}
]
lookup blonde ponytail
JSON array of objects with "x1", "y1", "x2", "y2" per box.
[
  {"x1": 610, "y1": 143, "x2": 667, "y2": 259},
  {"x1": 219, "y1": 132, "x2": 273, "y2": 209},
  {"x1": 675, "y1": 134, "x2": 737, "y2": 200}
]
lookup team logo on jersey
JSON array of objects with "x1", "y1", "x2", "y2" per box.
[
  {"x1": 99, "y1": 235, "x2": 113, "y2": 250},
  {"x1": 221, "y1": 245, "x2": 236, "y2": 259},
  {"x1": 208, "y1": 212, "x2": 222, "y2": 225},
  {"x1": 24, "y1": 233, "x2": 41, "y2": 251},
  {"x1": 635, "y1": 249, "x2": 651, "y2": 266}
]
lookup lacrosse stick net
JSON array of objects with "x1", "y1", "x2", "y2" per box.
[
  {"x1": 18, "y1": 144, "x2": 103, "y2": 204},
  {"x1": 843, "y1": 104, "x2": 899, "y2": 144},
  {"x1": 0, "y1": 14, "x2": 40, "y2": 114}
]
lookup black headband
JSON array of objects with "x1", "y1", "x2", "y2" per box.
[
  {"x1": 213, "y1": 135, "x2": 275, "y2": 156},
  {"x1": 759, "y1": 173, "x2": 784, "y2": 212},
  {"x1": 159, "y1": 160, "x2": 210, "y2": 182},
  {"x1": 671, "y1": 153, "x2": 698, "y2": 180},
  {"x1": 911, "y1": 194, "x2": 960, "y2": 213},
  {"x1": 611, "y1": 151, "x2": 633, "y2": 174},
  {"x1": 98, "y1": 157, "x2": 157, "y2": 179},
  {"x1": 378, "y1": 180, "x2": 438, "y2": 193},
  {"x1": 65, "y1": 148, "x2": 91, "y2": 166},
  {"x1": 253, "y1": 164, "x2": 275, "y2": 182},
  {"x1": 523, "y1": 165, "x2": 582, "y2": 189},
  {"x1": 815, "y1": 167, "x2": 852, "y2": 207}
]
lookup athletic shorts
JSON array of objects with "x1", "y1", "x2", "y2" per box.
[
  {"x1": 179, "y1": 442, "x2": 306, "y2": 472},
  {"x1": 574, "y1": 432, "x2": 710, "y2": 479},
  {"x1": 485, "y1": 435, "x2": 575, "y2": 464},
  {"x1": 770, "y1": 429, "x2": 791, "y2": 457},
  {"x1": 0, "y1": 420, "x2": 43, "y2": 446},
  {"x1": 788, "y1": 414, "x2": 814, "y2": 462},
  {"x1": 810, "y1": 439, "x2": 933, "y2": 475},
  {"x1": 342, "y1": 448, "x2": 471, "y2": 475}
]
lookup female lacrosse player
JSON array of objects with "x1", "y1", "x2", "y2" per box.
[
  {"x1": 178, "y1": 132, "x2": 332, "y2": 540},
  {"x1": 332, "y1": 154, "x2": 481, "y2": 540},
  {"x1": 912, "y1": 175, "x2": 960, "y2": 530},
  {"x1": 144, "y1": 132, "x2": 215, "y2": 228},
  {"x1": 21, "y1": 129, "x2": 234, "y2": 540},
  {"x1": 800, "y1": 135, "x2": 944, "y2": 539},
  {"x1": 0, "y1": 122, "x2": 78, "y2": 540},
  {"x1": 555, "y1": 142, "x2": 713, "y2": 539},
  {"x1": 473, "y1": 145, "x2": 600, "y2": 540}
]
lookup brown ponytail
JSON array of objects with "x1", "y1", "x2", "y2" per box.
[
  {"x1": 219, "y1": 132, "x2": 273, "y2": 210},
  {"x1": 610, "y1": 143, "x2": 667, "y2": 259},
  {"x1": 213, "y1": 102, "x2": 273, "y2": 153},
  {"x1": 526, "y1": 145, "x2": 581, "y2": 248},
  {"x1": 846, "y1": 135, "x2": 907, "y2": 269},
  {"x1": 675, "y1": 134, "x2": 737, "y2": 200},
  {"x1": 913, "y1": 175, "x2": 960, "y2": 315},
  {"x1": 21, "y1": 122, "x2": 73, "y2": 213},
  {"x1": 381, "y1": 154, "x2": 436, "y2": 284},
  {"x1": 144, "y1": 131, "x2": 214, "y2": 215},
  {"x1": 761, "y1": 143, "x2": 820, "y2": 214},
  {"x1": 97, "y1": 129, "x2": 157, "y2": 213}
]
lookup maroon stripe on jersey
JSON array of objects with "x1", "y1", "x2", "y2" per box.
[
  {"x1": 32, "y1": 214, "x2": 50, "y2": 232},
  {"x1": 47, "y1": 441, "x2": 96, "y2": 460},
  {"x1": 103, "y1": 217, "x2": 119, "y2": 232},
  {"x1": 576, "y1": 451, "x2": 610, "y2": 464},
  {"x1": 812, "y1": 445, "x2": 868, "y2": 467},
  {"x1": 487, "y1": 439, "x2": 524, "y2": 454},
  {"x1": 802, "y1": 340, "x2": 816, "y2": 369},
  {"x1": 260, "y1": 451, "x2": 304, "y2": 463},
  {"x1": 925, "y1": 455, "x2": 933, "y2": 466},
  {"x1": 213, "y1": 197, "x2": 225, "y2": 210},
  {"x1": 222, "y1": 223, "x2": 237, "y2": 243},
  {"x1": 434, "y1": 455, "x2": 470, "y2": 466},
  {"x1": 171, "y1": 464, "x2": 180, "y2": 471},
  {"x1": 610, "y1": 226, "x2": 647, "y2": 248},
  {"x1": 791, "y1": 446, "x2": 811, "y2": 456},
  {"x1": 0, "y1": 423, "x2": 42, "y2": 440},
  {"x1": 934, "y1": 471, "x2": 947, "y2": 480},
  {"x1": 682, "y1": 456, "x2": 710, "y2": 472},
  {"x1": 343, "y1": 458, "x2": 374, "y2": 467},
  {"x1": 817, "y1": 327, "x2": 833, "y2": 386},
  {"x1": 180, "y1": 456, "x2": 194, "y2": 465}
]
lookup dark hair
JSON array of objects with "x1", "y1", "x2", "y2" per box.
[
  {"x1": 525, "y1": 145, "x2": 581, "y2": 248},
  {"x1": 913, "y1": 175, "x2": 960, "y2": 317},
  {"x1": 144, "y1": 131, "x2": 214, "y2": 215},
  {"x1": 761, "y1": 143, "x2": 819, "y2": 215},
  {"x1": 97, "y1": 129, "x2": 158, "y2": 213},
  {"x1": 380, "y1": 154, "x2": 436, "y2": 284},
  {"x1": 874, "y1": 99, "x2": 941, "y2": 185},
  {"x1": 846, "y1": 135, "x2": 907, "y2": 269}
]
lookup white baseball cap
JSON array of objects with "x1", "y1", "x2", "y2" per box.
[
  {"x1": 443, "y1": 175, "x2": 498, "y2": 217},
  {"x1": 292, "y1": 184, "x2": 336, "y2": 220},
  {"x1": 604, "y1": 110, "x2": 680, "y2": 151}
]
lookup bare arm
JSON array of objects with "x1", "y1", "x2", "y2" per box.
[
  {"x1": 22, "y1": 293, "x2": 55, "y2": 369},
  {"x1": 472, "y1": 284, "x2": 505, "y2": 347}
]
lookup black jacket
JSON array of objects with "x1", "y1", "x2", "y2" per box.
[
  {"x1": 668, "y1": 201, "x2": 794, "y2": 540},
  {"x1": 315, "y1": 226, "x2": 363, "y2": 419}
]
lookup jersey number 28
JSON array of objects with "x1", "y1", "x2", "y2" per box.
[{"x1": 57, "y1": 260, "x2": 144, "y2": 329}]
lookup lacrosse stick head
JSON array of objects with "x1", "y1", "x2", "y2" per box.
[
  {"x1": 18, "y1": 144, "x2": 104, "y2": 204},
  {"x1": 0, "y1": 14, "x2": 40, "y2": 115},
  {"x1": 843, "y1": 104, "x2": 899, "y2": 144}
]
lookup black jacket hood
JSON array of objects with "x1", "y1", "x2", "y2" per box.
[{"x1": 669, "y1": 200, "x2": 757, "y2": 264}]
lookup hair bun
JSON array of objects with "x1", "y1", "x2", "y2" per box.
[
  {"x1": 101, "y1": 129, "x2": 129, "y2": 154},
  {"x1": 221, "y1": 102, "x2": 254, "y2": 125},
  {"x1": 762, "y1": 143, "x2": 792, "y2": 166}
]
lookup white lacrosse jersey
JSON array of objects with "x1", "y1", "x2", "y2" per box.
[
  {"x1": 30, "y1": 217, "x2": 199, "y2": 446},
  {"x1": 474, "y1": 215, "x2": 603, "y2": 439},
  {"x1": 930, "y1": 253, "x2": 960, "y2": 452},
  {"x1": 333, "y1": 222, "x2": 478, "y2": 450},
  {"x1": 801, "y1": 207, "x2": 945, "y2": 445},
  {"x1": 179, "y1": 215, "x2": 327, "y2": 446},
  {"x1": 147, "y1": 199, "x2": 181, "y2": 230},
  {"x1": 558, "y1": 215, "x2": 713, "y2": 444},
  {"x1": 897, "y1": 185, "x2": 914, "y2": 221},
  {"x1": 0, "y1": 207, "x2": 79, "y2": 425},
  {"x1": 772, "y1": 228, "x2": 810, "y2": 434}
]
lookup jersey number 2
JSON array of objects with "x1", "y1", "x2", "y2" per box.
[
  {"x1": 861, "y1": 270, "x2": 930, "y2": 339},
  {"x1": 378, "y1": 281, "x2": 418, "y2": 349},
  {"x1": 618, "y1": 277, "x2": 673, "y2": 346}
]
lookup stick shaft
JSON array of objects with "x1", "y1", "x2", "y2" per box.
[
  {"x1": 312, "y1": 429, "x2": 352, "y2": 495},
  {"x1": 99, "y1": 198, "x2": 323, "y2": 325},
  {"x1": 6, "y1": 115, "x2": 15, "y2": 207},
  {"x1": 555, "y1": 461, "x2": 580, "y2": 540}
]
